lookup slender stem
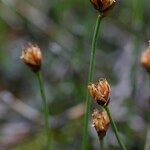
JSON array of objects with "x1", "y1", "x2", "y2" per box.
[
  {"x1": 99, "y1": 138, "x2": 104, "y2": 150},
  {"x1": 36, "y1": 71, "x2": 51, "y2": 150},
  {"x1": 82, "y1": 15, "x2": 103, "y2": 150},
  {"x1": 144, "y1": 125, "x2": 150, "y2": 150},
  {"x1": 105, "y1": 107, "x2": 126, "y2": 150},
  {"x1": 144, "y1": 75, "x2": 150, "y2": 150}
]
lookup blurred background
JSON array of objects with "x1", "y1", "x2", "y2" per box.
[{"x1": 0, "y1": 0, "x2": 150, "y2": 149}]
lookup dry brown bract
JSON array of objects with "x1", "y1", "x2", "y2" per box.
[
  {"x1": 141, "y1": 41, "x2": 150, "y2": 73},
  {"x1": 88, "y1": 78, "x2": 110, "y2": 106},
  {"x1": 90, "y1": 0, "x2": 116, "y2": 16},
  {"x1": 21, "y1": 44, "x2": 42, "y2": 72},
  {"x1": 92, "y1": 109, "x2": 110, "y2": 139}
]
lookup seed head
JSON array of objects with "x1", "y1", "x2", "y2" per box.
[
  {"x1": 90, "y1": 0, "x2": 116, "y2": 17},
  {"x1": 88, "y1": 78, "x2": 110, "y2": 106},
  {"x1": 141, "y1": 41, "x2": 150, "y2": 73},
  {"x1": 21, "y1": 43, "x2": 42, "y2": 72},
  {"x1": 92, "y1": 109, "x2": 110, "y2": 139}
]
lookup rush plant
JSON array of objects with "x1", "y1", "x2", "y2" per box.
[{"x1": 21, "y1": 44, "x2": 52, "y2": 150}]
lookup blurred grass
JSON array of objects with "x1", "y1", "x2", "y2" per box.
[
  {"x1": 12, "y1": 118, "x2": 83, "y2": 150},
  {"x1": 12, "y1": 133, "x2": 45, "y2": 150}
]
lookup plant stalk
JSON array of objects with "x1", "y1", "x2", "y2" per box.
[
  {"x1": 36, "y1": 71, "x2": 51, "y2": 150},
  {"x1": 144, "y1": 125, "x2": 150, "y2": 150},
  {"x1": 82, "y1": 14, "x2": 103, "y2": 150},
  {"x1": 105, "y1": 107, "x2": 126, "y2": 150},
  {"x1": 99, "y1": 138, "x2": 104, "y2": 150}
]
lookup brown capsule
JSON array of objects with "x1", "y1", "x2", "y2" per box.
[
  {"x1": 21, "y1": 43, "x2": 42, "y2": 72},
  {"x1": 88, "y1": 78, "x2": 110, "y2": 106},
  {"x1": 92, "y1": 109, "x2": 110, "y2": 139},
  {"x1": 141, "y1": 41, "x2": 150, "y2": 73},
  {"x1": 90, "y1": 0, "x2": 116, "y2": 16}
]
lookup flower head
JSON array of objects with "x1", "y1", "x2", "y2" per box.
[
  {"x1": 90, "y1": 0, "x2": 116, "y2": 16},
  {"x1": 21, "y1": 43, "x2": 42, "y2": 72},
  {"x1": 88, "y1": 78, "x2": 110, "y2": 106},
  {"x1": 141, "y1": 41, "x2": 150, "y2": 73},
  {"x1": 92, "y1": 109, "x2": 110, "y2": 139}
]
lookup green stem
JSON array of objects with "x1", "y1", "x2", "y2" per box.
[
  {"x1": 144, "y1": 125, "x2": 150, "y2": 150},
  {"x1": 82, "y1": 14, "x2": 103, "y2": 150},
  {"x1": 99, "y1": 138, "x2": 104, "y2": 150},
  {"x1": 36, "y1": 71, "x2": 51, "y2": 150},
  {"x1": 105, "y1": 107, "x2": 126, "y2": 150},
  {"x1": 144, "y1": 76, "x2": 150, "y2": 150}
]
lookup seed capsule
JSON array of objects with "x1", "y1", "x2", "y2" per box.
[
  {"x1": 92, "y1": 109, "x2": 110, "y2": 139},
  {"x1": 90, "y1": 0, "x2": 116, "y2": 16},
  {"x1": 88, "y1": 78, "x2": 110, "y2": 106},
  {"x1": 141, "y1": 41, "x2": 150, "y2": 73},
  {"x1": 21, "y1": 43, "x2": 42, "y2": 72}
]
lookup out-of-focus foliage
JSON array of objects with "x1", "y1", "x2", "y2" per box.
[{"x1": 0, "y1": 0, "x2": 150, "y2": 149}]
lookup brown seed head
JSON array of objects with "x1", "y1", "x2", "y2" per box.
[
  {"x1": 88, "y1": 78, "x2": 110, "y2": 106},
  {"x1": 21, "y1": 43, "x2": 42, "y2": 72},
  {"x1": 141, "y1": 41, "x2": 150, "y2": 73},
  {"x1": 90, "y1": 0, "x2": 116, "y2": 16},
  {"x1": 92, "y1": 109, "x2": 110, "y2": 139}
]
